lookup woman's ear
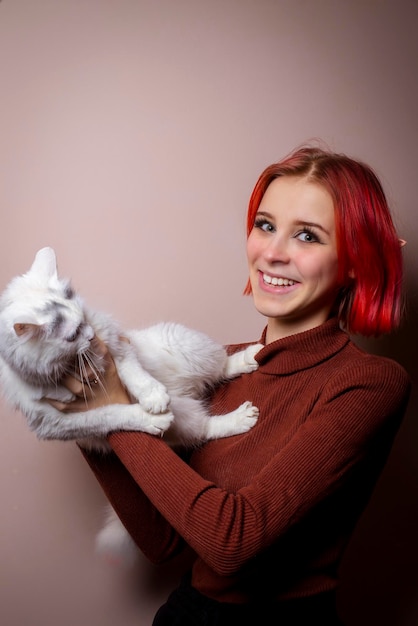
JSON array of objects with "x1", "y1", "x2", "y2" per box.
[{"x1": 399, "y1": 239, "x2": 407, "y2": 247}]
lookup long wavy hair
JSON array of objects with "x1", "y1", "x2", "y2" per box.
[{"x1": 244, "y1": 146, "x2": 404, "y2": 336}]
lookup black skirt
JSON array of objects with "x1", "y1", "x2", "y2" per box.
[{"x1": 152, "y1": 575, "x2": 344, "y2": 626}]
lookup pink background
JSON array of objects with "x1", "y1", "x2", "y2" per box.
[{"x1": 0, "y1": 1, "x2": 417, "y2": 624}]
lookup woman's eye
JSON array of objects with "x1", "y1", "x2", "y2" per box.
[
  {"x1": 296, "y1": 230, "x2": 320, "y2": 243},
  {"x1": 254, "y1": 218, "x2": 275, "y2": 233}
]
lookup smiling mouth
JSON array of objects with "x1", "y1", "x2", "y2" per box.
[{"x1": 262, "y1": 272, "x2": 296, "y2": 287}]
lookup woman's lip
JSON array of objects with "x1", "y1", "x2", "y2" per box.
[{"x1": 257, "y1": 271, "x2": 299, "y2": 293}]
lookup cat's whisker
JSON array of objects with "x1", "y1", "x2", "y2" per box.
[
  {"x1": 78, "y1": 352, "x2": 104, "y2": 403},
  {"x1": 76, "y1": 353, "x2": 89, "y2": 403},
  {"x1": 82, "y1": 351, "x2": 109, "y2": 399},
  {"x1": 46, "y1": 372, "x2": 56, "y2": 388}
]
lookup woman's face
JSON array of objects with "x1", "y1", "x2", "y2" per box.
[{"x1": 246, "y1": 176, "x2": 339, "y2": 342}]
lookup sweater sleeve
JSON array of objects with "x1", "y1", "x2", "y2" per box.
[
  {"x1": 80, "y1": 446, "x2": 188, "y2": 563},
  {"x1": 85, "y1": 356, "x2": 410, "y2": 577}
]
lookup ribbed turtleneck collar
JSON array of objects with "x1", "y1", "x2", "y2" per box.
[{"x1": 255, "y1": 318, "x2": 351, "y2": 375}]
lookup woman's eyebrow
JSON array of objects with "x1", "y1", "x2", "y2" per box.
[{"x1": 294, "y1": 219, "x2": 331, "y2": 236}]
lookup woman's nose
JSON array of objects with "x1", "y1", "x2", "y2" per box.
[{"x1": 264, "y1": 234, "x2": 290, "y2": 263}]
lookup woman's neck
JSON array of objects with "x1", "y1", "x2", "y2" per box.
[{"x1": 265, "y1": 313, "x2": 333, "y2": 344}]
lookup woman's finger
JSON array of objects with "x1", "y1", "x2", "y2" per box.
[
  {"x1": 61, "y1": 374, "x2": 88, "y2": 396},
  {"x1": 44, "y1": 396, "x2": 94, "y2": 413}
]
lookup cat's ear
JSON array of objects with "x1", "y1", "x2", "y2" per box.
[
  {"x1": 14, "y1": 323, "x2": 43, "y2": 339},
  {"x1": 28, "y1": 247, "x2": 58, "y2": 280}
]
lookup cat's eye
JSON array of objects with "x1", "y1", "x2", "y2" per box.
[{"x1": 66, "y1": 323, "x2": 82, "y2": 342}]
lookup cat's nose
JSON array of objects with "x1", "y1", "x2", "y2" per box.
[{"x1": 84, "y1": 325, "x2": 95, "y2": 341}]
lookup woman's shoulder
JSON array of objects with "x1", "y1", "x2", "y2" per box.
[
  {"x1": 346, "y1": 339, "x2": 409, "y2": 373},
  {"x1": 335, "y1": 339, "x2": 411, "y2": 399}
]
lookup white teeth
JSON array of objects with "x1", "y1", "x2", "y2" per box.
[{"x1": 263, "y1": 273, "x2": 294, "y2": 287}]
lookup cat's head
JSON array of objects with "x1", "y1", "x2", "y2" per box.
[{"x1": 0, "y1": 247, "x2": 95, "y2": 384}]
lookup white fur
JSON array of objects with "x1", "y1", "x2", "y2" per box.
[{"x1": 0, "y1": 247, "x2": 263, "y2": 566}]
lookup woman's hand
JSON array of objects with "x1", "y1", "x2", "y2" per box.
[{"x1": 46, "y1": 336, "x2": 131, "y2": 413}]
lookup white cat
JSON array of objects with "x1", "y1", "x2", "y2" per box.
[{"x1": 0, "y1": 246, "x2": 262, "y2": 565}]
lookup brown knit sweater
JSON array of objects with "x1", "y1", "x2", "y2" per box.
[{"x1": 82, "y1": 318, "x2": 410, "y2": 603}]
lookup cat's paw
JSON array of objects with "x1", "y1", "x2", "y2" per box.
[
  {"x1": 225, "y1": 343, "x2": 263, "y2": 377},
  {"x1": 230, "y1": 401, "x2": 259, "y2": 433},
  {"x1": 241, "y1": 343, "x2": 264, "y2": 372},
  {"x1": 140, "y1": 410, "x2": 175, "y2": 436},
  {"x1": 205, "y1": 401, "x2": 259, "y2": 441},
  {"x1": 139, "y1": 382, "x2": 171, "y2": 414}
]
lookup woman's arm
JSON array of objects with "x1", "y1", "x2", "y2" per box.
[
  {"x1": 96, "y1": 359, "x2": 410, "y2": 576},
  {"x1": 63, "y1": 339, "x2": 410, "y2": 576}
]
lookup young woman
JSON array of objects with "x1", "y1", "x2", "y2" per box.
[{"x1": 53, "y1": 146, "x2": 411, "y2": 625}]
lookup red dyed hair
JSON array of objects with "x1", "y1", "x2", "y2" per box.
[{"x1": 244, "y1": 146, "x2": 404, "y2": 336}]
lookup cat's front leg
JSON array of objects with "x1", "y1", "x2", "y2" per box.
[
  {"x1": 224, "y1": 343, "x2": 264, "y2": 378},
  {"x1": 33, "y1": 402, "x2": 175, "y2": 442},
  {"x1": 114, "y1": 355, "x2": 170, "y2": 414}
]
